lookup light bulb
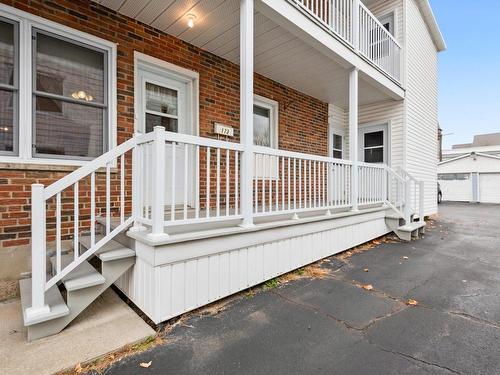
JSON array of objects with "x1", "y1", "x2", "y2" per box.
[
  {"x1": 77, "y1": 90, "x2": 86, "y2": 99},
  {"x1": 187, "y1": 14, "x2": 196, "y2": 28}
]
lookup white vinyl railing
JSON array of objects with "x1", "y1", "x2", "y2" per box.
[
  {"x1": 358, "y1": 2, "x2": 401, "y2": 81},
  {"x1": 358, "y1": 163, "x2": 386, "y2": 205},
  {"x1": 28, "y1": 127, "x2": 423, "y2": 318},
  {"x1": 294, "y1": 0, "x2": 355, "y2": 45},
  {"x1": 134, "y1": 129, "x2": 244, "y2": 228},
  {"x1": 252, "y1": 146, "x2": 352, "y2": 217},
  {"x1": 290, "y1": 0, "x2": 402, "y2": 82},
  {"x1": 27, "y1": 132, "x2": 153, "y2": 319}
]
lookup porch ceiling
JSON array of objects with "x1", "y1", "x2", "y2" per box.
[{"x1": 94, "y1": 0, "x2": 396, "y2": 108}]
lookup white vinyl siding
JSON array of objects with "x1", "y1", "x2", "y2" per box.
[{"x1": 404, "y1": 0, "x2": 439, "y2": 215}]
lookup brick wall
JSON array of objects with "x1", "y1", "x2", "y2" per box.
[{"x1": 0, "y1": 0, "x2": 328, "y2": 298}]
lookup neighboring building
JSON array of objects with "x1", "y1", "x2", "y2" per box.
[
  {"x1": 0, "y1": 0, "x2": 445, "y2": 340},
  {"x1": 438, "y1": 133, "x2": 500, "y2": 203}
]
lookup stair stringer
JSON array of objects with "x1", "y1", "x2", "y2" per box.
[{"x1": 27, "y1": 257, "x2": 134, "y2": 341}]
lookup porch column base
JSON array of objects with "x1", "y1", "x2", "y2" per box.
[{"x1": 146, "y1": 232, "x2": 170, "y2": 241}]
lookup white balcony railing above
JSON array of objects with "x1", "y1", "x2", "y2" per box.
[{"x1": 291, "y1": 0, "x2": 402, "y2": 82}]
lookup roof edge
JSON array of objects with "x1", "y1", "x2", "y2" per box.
[{"x1": 415, "y1": 0, "x2": 446, "y2": 52}]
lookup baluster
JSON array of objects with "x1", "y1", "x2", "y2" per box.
[
  {"x1": 206, "y1": 147, "x2": 211, "y2": 218},
  {"x1": 281, "y1": 156, "x2": 285, "y2": 211},
  {"x1": 254, "y1": 154, "x2": 258, "y2": 212},
  {"x1": 275, "y1": 156, "x2": 279, "y2": 212},
  {"x1": 73, "y1": 182, "x2": 79, "y2": 261},
  {"x1": 313, "y1": 161, "x2": 317, "y2": 207},
  {"x1": 216, "y1": 147, "x2": 220, "y2": 218},
  {"x1": 226, "y1": 149, "x2": 230, "y2": 217},
  {"x1": 308, "y1": 160, "x2": 312, "y2": 208},
  {"x1": 56, "y1": 192, "x2": 61, "y2": 274},
  {"x1": 268, "y1": 155, "x2": 272, "y2": 212},
  {"x1": 196, "y1": 145, "x2": 200, "y2": 219},
  {"x1": 293, "y1": 158, "x2": 297, "y2": 211},
  {"x1": 235, "y1": 151, "x2": 239, "y2": 216},
  {"x1": 287, "y1": 157, "x2": 291, "y2": 211},
  {"x1": 299, "y1": 159, "x2": 302, "y2": 209},
  {"x1": 184, "y1": 143, "x2": 189, "y2": 220},
  {"x1": 120, "y1": 154, "x2": 125, "y2": 224},
  {"x1": 90, "y1": 172, "x2": 95, "y2": 247},
  {"x1": 261, "y1": 154, "x2": 265, "y2": 213},
  {"x1": 171, "y1": 142, "x2": 177, "y2": 222},
  {"x1": 106, "y1": 162, "x2": 110, "y2": 235}
]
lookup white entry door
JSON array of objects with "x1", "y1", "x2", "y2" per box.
[{"x1": 136, "y1": 62, "x2": 194, "y2": 206}]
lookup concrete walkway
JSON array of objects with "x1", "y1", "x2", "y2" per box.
[
  {"x1": 0, "y1": 289, "x2": 155, "y2": 375},
  {"x1": 101, "y1": 203, "x2": 500, "y2": 375}
]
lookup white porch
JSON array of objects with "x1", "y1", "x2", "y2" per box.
[{"x1": 21, "y1": 0, "x2": 425, "y2": 340}]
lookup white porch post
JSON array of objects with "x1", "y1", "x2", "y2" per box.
[
  {"x1": 147, "y1": 126, "x2": 169, "y2": 240},
  {"x1": 26, "y1": 184, "x2": 50, "y2": 319},
  {"x1": 349, "y1": 68, "x2": 359, "y2": 211},
  {"x1": 240, "y1": 0, "x2": 255, "y2": 228}
]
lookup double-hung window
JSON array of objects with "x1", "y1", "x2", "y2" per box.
[
  {"x1": 0, "y1": 6, "x2": 116, "y2": 164},
  {"x1": 0, "y1": 17, "x2": 18, "y2": 155}
]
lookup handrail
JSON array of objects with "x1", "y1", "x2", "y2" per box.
[
  {"x1": 253, "y1": 145, "x2": 353, "y2": 164},
  {"x1": 45, "y1": 132, "x2": 153, "y2": 199},
  {"x1": 358, "y1": 2, "x2": 401, "y2": 48}
]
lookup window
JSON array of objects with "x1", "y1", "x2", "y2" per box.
[
  {"x1": 0, "y1": 7, "x2": 116, "y2": 164},
  {"x1": 379, "y1": 12, "x2": 394, "y2": 36},
  {"x1": 0, "y1": 17, "x2": 18, "y2": 155},
  {"x1": 438, "y1": 173, "x2": 470, "y2": 181},
  {"x1": 363, "y1": 131, "x2": 384, "y2": 163},
  {"x1": 33, "y1": 30, "x2": 108, "y2": 159},
  {"x1": 332, "y1": 133, "x2": 343, "y2": 159},
  {"x1": 145, "y1": 82, "x2": 178, "y2": 133}
]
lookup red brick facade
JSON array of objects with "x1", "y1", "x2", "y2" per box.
[{"x1": 0, "y1": 0, "x2": 328, "y2": 295}]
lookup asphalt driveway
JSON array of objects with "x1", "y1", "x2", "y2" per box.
[{"x1": 100, "y1": 203, "x2": 500, "y2": 375}]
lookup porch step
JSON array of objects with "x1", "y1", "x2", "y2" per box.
[
  {"x1": 398, "y1": 221, "x2": 426, "y2": 234},
  {"x1": 50, "y1": 254, "x2": 105, "y2": 292},
  {"x1": 79, "y1": 235, "x2": 136, "y2": 261},
  {"x1": 20, "y1": 278, "x2": 69, "y2": 326}
]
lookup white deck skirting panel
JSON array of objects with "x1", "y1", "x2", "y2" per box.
[{"x1": 115, "y1": 210, "x2": 390, "y2": 324}]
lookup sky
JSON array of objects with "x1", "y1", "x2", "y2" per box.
[{"x1": 430, "y1": 0, "x2": 500, "y2": 149}]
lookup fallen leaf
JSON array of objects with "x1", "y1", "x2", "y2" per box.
[
  {"x1": 361, "y1": 284, "x2": 374, "y2": 291},
  {"x1": 406, "y1": 299, "x2": 418, "y2": 306},
  {"x1": 140, "y1": 361, "x2": 152, "y2": 368},
  {"x1": 402, "y1": 256, "x2": 409, "y2": 260},
  {"x1": 363, "y1": 268, "x2": 369, "y2": 272}
]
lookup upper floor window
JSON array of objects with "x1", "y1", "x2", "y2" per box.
[
  {"x1": 379, "y1": 12, "x2": 395, "y2": 37},
  {"x1": 0, "y1": 6, "x2": 116, "y2": 164}
]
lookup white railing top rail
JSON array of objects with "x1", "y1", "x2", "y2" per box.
[
  {"x1": 253, "y1": 144, "x2": 353, "y2": 164},
  {"x1": 164, "y1": 131, "x2": 244, "y2": 151},
  {"x1": 44, "y1": 132, "x2": 154, "y2": 199},
  {"x1": 358, "y1": 2, "x2": 402, "y2": 49}
]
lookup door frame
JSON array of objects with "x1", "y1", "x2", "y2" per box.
[
  {"x1": 358, "y1": 122, "x2": 391, "y2": 165},
  {"x1": 133, "y1": 52, "x2": 200, "y2": 208}
]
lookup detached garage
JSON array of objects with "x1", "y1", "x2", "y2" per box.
[{"x1": 438, "y1": 153, "x2": 500, "y2": 204}]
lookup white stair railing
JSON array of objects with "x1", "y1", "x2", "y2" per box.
[
  {"x1": 26, "y1": 132, "x2": 153, "y2": 319},
  {"x1": 384, "y1": 166, "x2": 406, "y2": 219},
  {"x1": 395, "y1": 167, "x2": 425, "y2": 223}
]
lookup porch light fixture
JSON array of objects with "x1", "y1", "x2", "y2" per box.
[
  {"x1": 71, "y1": 90, "x2": 94, "y2": 102},
  {"x1": 186, "y1": 14, "x2": 196, "y2": 28}
]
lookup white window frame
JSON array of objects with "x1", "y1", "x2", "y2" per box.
[
  {"x1": 378, "y1": 11, "x2": 395, "y2": 37},
  {"x1": 0, "y1": 4, "x2": 117, "y2": 166},
  {"x1": 359, "y1": 122, "x2": 390, "y2": 165},
  {"x1": 253, "y1": 94, "x2": 278, "y2": 149},
  {"x1": 330, "y1": 128, "x2": 345, "y2": 159},
  {"x1": 253, "y1": 95, "x2": 279, "y2": 179}
]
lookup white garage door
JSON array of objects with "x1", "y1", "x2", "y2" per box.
[
  {"x1": 438, "y1": 173, "x2": 472, "y2": 202},
  {"x1": 479, "y1": 173, "x2": 500, "y2": 203}
]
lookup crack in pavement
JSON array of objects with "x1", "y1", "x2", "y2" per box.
[{"x1": 366, "y1": 340, "x2": 463, "y2": 375}]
